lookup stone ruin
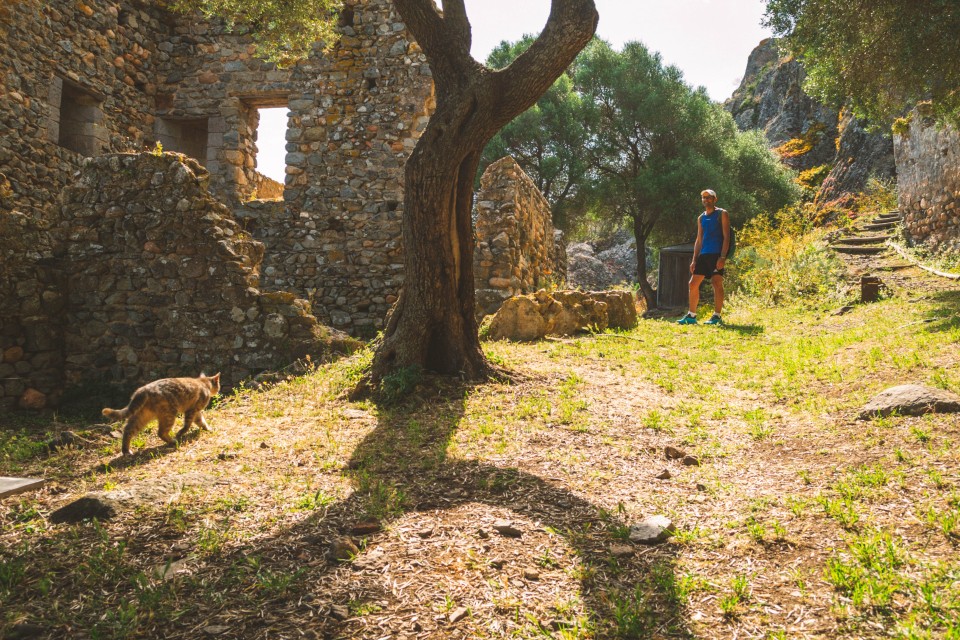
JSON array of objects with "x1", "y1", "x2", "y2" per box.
[
  {"x1": 0, "y1": 0, "x2": 567, "y2": 410},
  {"x1": 59, "y1": 153, "x2": 358, "y2": 392},
  {"x1": 473, "y1": 157, "x2": 566, "y2": 320},
  {"x1": 895, "y1": 110, "x2": 960, "y2": 255}
]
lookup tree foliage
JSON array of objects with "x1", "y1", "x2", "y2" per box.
[
  {"x1": 764, "y1": 0, "x2": 960, "y2": 126},
  {"x1": 481, "y1": 37, "x2": 592, "y2": 230},
  {"x1": 171, "y1": 0, "x2": 343, "y2": 63},
  {"x1": 482, "y1": 38, "x2": 798, "y2": 306}
]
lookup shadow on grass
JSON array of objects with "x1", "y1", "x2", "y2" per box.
[
  {"x1": 5, "y1": 379, "x2": 693, "y2": 639},
  {"x1": 90, "y1": 429, "x2": 204, "y2": 473},
  {"x1": 715, "y1": 322, "x2": 764, "y2": 336},
  {"x1": 920, "y1": 289, "x2": 960, "y2": 334}
]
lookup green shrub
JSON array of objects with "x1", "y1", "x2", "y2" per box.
[{"x1": 727, "y1": 205, "x2": 848, "y2": 309}]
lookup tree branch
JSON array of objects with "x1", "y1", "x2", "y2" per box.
[{"x1": 491, "y1": 0, "x2": 598, "y2": 125}]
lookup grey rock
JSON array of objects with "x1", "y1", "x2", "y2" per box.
[
  {"x1": 4, "y1": 623, "x2": 47, "y2": 640},
  {"x1": 655, "y1": 469, "x2": 672, "y2": 480},
  {"x1": 448, "y1": 606, "x2": 469, "y2": 624},
  {"x1": 682, "y1": 455, "x2": 701, "y2": 467},
  {"x1": 328, "y1": 538, "x2": 359, "y2": 562},
  {"x1": 859, "y1": 384, "x2": 960, "y2": 419},
  {"x1": 329, "y1": 605, "x2": 349, "y2": 621},
  {"x1": 664, "y1": 445, "x2": 686, "y2": 460},
  {"x1": 628, "y1": 515, "x2": 676, "y2": 545}
]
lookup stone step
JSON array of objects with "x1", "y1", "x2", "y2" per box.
[
  {"x1": 835, "y1": 235, "x2": 891, "y2": 245},
  {"x1": 832, "y1": 245, "x2": 889, "y2": 255},
  {"x1": 860, "y1": 221, "x2": 899, "y2": 231},
  {"x1": 874, "y1": 215, "x2": 902, "y2": 223},
  {"x1": 0, "y1": 477, "x2": 45, "y2": 498}
]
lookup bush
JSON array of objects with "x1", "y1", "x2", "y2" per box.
[{"x1": 727, "y1": 205, "x2": 848, "y2": 309}]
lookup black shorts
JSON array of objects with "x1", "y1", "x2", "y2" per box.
[{"x1": 693, "y1": 253, "x2": 725, "y2": 277}]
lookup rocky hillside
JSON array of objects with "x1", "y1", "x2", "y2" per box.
[{"x1": 726, "y1": 39, "x2": 895, "y2": 204}]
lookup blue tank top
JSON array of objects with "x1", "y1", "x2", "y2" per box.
[{"x1": 700, "y1": 209, "x2": 725, "y2": 255}]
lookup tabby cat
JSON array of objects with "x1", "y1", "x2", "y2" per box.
[{"x1": 102, "y1": 373, "x2": 221, "y2": 456}]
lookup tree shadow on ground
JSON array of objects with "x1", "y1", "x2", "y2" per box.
[
  {"x1": 919, "y1": 288, "x2": 960, "y2": 335},
  {"x1": 6, "y1": 378, "x2": 692, "y2": 639},
  {"x1": 197, "y1": 378, "x2": 692, "y2": 638}
]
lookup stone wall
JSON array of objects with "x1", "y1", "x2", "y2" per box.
[
  {"x1": 895, "y1": 112, "x2": 960, "y2": 252},
  {"x1": 53, "y1": 153, "x2": 354, "y2": 400},
  {"x1": 248, "y1": 0, "x2": 434, "y2": 334},
  {"x1": 1, "y1": 0, "x2": 433, "y2": 339},
  {"x1": 0, "y1": 209, "x2": 65, "y2": 409},
  {"x1": 474, "y1": 157, "x2": 565, "y2": 319},
  {"x1": 0, "y1": 0, "x2": 171, "y2": 219}
]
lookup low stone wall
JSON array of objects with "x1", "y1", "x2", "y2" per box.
[
  {"x1": 895, "y1": 112, "x2": 960, "y2": 252},
  {"x1": 56, "y1": 152, "x2": 355, "y2": 396},
  {"x1": 474, "y1": 157, "x2": 564, "y2": 319},
  {"x1": 0, "y1": 210, "x2": 65, "y2": 409}
]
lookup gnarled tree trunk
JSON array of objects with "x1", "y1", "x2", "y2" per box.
[
  {"x1": 632, "y1": 214, "x2": 656, "y2": 310},
  {"x1": 370, "y1": 0, "x2": 598, "y2": 383}
]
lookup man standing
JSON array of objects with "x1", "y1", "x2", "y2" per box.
[{"x1": 677, "y1": 189, "x2": 730, "y2": 325}]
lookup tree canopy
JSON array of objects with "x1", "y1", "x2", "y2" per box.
[
  {"x1": 171, "y1": 0, "x2": 343, "y2": 63},
  {"x1": 483, "y1": 38, "x2": 798, "y2": 306},
  {"x1": 764, "y1": 0, "x2": 960, "y2": 126}
]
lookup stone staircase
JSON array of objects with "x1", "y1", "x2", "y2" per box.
[{"x1": 830, "y1": 211, "x2": 902, "y2": 255}]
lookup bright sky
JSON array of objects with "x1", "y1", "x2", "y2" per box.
[{"x1": 256, "y1": 0, "x2": 773, "y2": 181}]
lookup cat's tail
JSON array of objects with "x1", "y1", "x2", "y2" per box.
[
  {"x1": 102, "y1": 394, "x2": 145, "y2": 421},
  {"x1": 102, "y1": 406, "x2": 128, "y2": 420}
]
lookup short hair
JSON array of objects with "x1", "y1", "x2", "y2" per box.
[{"x1": 701, "y1": 189, "x2": 717, "y2": 198}]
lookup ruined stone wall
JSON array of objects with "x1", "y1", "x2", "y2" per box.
[
  {"x1": 895, "y1": 113, "x2": 960, "y2": 252},
  {"x1": 474, "y1": 157, "x2": 564, "y2": 319},
  {"x1": 248, "y1": 0, "x2": 434, "y2": 335},
  {"x1": 0, "y1": 0, "x2": 172, "y2": 219},
  {"x1": 155, "y1": 15, "x2": 301, "y2": 204},
  {"x1": 57, "y1": 153, "x2": 351, "y2": 395},
  {"x1": 0, "y1": 209, "x2": 65, "y2": 410}
]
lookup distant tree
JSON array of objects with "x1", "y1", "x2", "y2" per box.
[
  {"x1": 484, "y1": 39, "x2": 796, "y2": 308},
  {"x1": 481, "y1": 38, "x2": 592, "y2": 230},
  {"x1": 176, "y1": 0, "x2": 599, "y2": 384},
  {"x1": 765, "y1": 0, "x2": 960, "y2": 126}
]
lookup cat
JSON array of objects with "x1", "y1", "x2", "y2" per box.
[{"x1": 102, "y1": 373, "x2": 221, "y2": 456}]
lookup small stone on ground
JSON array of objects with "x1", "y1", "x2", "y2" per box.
[
  {"x1": 628, "y1": 515, "x2": 675, "y2": 545},
  {"x1": 859, "y1": 384, "x2": 960, "y2": 419}
]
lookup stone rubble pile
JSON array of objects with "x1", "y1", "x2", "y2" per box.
[{"x1": 483, "y1": 289, "x2": 638, "y2": 342}]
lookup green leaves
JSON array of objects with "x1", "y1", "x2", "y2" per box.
[
  {"x1": 170, "y1": 0, "x2": 344, "y2": 64},
  {"x1": 764, "y1": 0, "x2": 960, "y2": 126}
]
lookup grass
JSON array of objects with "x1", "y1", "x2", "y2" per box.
[{"x1": 3, "y1": 256, "x2": 960, "y2": 638}]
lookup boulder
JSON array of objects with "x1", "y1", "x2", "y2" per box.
[
  {"x1": 628, "y1": 515, "x2": 676, "y2": 545},
  {"x1": 485, "y1": 296, "x2": 547, "y2": 341},
  {"x1": 588, "y1": 291, "x2": 638, "y2": 330},
  {"x1": 859, "y1": 384, "x2": 960, "y2": 419}
]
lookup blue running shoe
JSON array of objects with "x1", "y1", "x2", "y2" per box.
[
  {"x1": 705, "y1": 314, "x2": 723, "y2": 325},
  {"x1": 677, "y1": 314, "x2": 697, "y2": 325}
]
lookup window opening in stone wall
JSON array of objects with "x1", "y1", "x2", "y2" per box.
[
  {"x1": 53, "y1": 80, "x2": 105, "y2": 157},
  {"x1": 156, "y1": 117, "x2": 210, "y2": 165},
  {"x1": 338, "y1": 6, "x2": 355, "y2": 28},
  {"x1": 255, "y1": 107, "x2": 288, "y2": 188}
]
